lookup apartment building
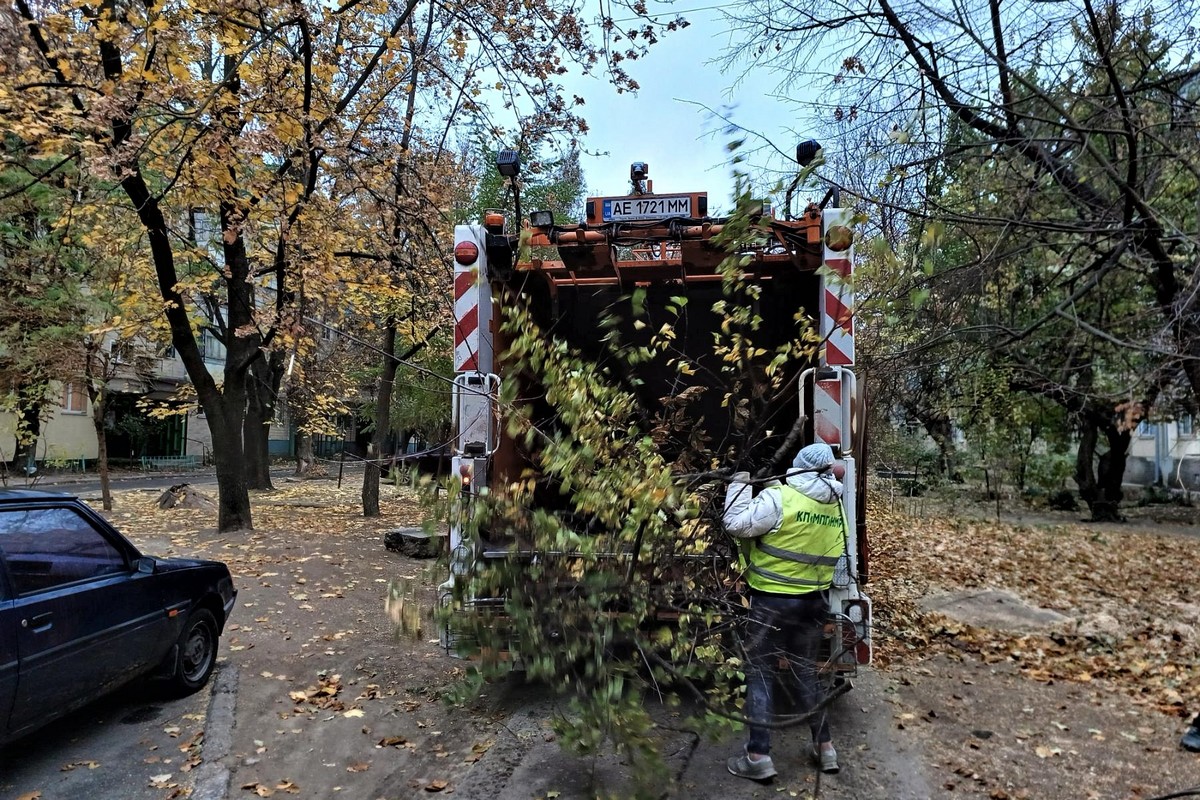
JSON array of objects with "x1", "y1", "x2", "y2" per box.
[{"x1": 0, "y1": 332, "x2": 293, "y2": 471}]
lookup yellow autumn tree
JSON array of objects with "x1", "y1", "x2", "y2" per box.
[{"x1": 3, "y1": 0, "x2": 674, "y2": 530}]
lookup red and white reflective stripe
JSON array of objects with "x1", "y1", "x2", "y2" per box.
[
  {"x1": 814, "y1": 376, "x2": 842, "y2": 449},
  {"x1": 820, "y1": 209, "x2": 854, "y2": 367},
  {"x1": 454, "y1": 267, "x2": 479, "y2": 372}
]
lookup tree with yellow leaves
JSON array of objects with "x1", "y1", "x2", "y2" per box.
[{"x1": 4, "y1": 0, "x2": 676, "y2": 530}]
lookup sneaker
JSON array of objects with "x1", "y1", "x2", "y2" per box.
[
  {"x1": 1183, "y1": 724, "x2": 1200, "y2": 752},
  {"x1": 812, "y1": 744, "x2": 839, "y2": 774},
  {"x1": 727, "y1": 751, "x2": 777, "y2": 781}
]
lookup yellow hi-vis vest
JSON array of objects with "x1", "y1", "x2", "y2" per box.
[{"x1": 745, "y1": 486, "x2": 845, "y2": 595}]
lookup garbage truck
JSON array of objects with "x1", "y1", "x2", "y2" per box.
[{"x1": 442, "y1": 148, "x2": 871, "y2": 674}]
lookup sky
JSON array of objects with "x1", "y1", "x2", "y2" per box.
[{"x1": 562, "y1": 4, "x2": 824, "y2": 215}]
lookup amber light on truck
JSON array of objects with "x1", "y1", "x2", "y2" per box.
[{"x1": 825, "y1": 225, "x2": 854, "y2": 252}]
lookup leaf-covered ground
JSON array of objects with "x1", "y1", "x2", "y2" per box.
[
  {"x1": 98, "y1": 477, "x2": 493, "y2": 799},
  {"x1": 865, "y1": 491, "x2": 1200, "y2": 799},
  {"x1": 27, "y1": 475, "x2": 1196, "y2": 799},
  {"x1": 869, "y1": 498, "x2": 1198, "y2": 715}
]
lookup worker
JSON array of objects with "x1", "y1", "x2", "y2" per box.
[{"x1": 723, "y1": 442, "x2": 846, "y2": 781}]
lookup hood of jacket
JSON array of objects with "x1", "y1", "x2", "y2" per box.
[{"x1": 785, "y1": 470, "x2": 843, "y2": 504}]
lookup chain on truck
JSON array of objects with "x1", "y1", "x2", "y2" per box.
[{"x1": 441, "y1": 141, "x2": 872, "y2": 678}]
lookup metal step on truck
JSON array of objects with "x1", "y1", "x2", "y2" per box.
[{"x1": 441, "y1": 144, "x2": 871, "y2": 679}]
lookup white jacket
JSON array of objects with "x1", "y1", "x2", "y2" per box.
[{"x1": 723, "y1": 469, "x2": 844, "y2": 539}]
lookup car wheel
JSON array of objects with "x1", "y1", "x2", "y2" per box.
[{"x1": 169, "y1": 609, "x2": 218, "y2": 695}]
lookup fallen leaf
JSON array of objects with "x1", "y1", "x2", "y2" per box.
[
  {"x1": 16, "y1": 792, "x2": 41, "y2": 800},
  {"x1": 343, "y1": 709, "x2": 364, "y2": 718},
  {"x1": 347, "y1": 762, "x2": 370, "y2": 773},
  {"x1": 425, "y1": 779, "x2": 448, "y2": 792}
]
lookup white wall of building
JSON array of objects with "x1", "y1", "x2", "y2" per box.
[{"x1": 1126, "y1": 416, "x2": 1200, "y2": 490}]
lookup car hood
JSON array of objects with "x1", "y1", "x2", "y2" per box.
[{"x1": 151, "y1": 556, "x2": 230, "y2": 574}]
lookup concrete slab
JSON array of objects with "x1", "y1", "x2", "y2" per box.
[{"x1": 920, "y1": 588, "x2": 1071, "y2": 633}]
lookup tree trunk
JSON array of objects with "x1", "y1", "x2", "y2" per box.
[
  {"x1": 294, "y1": 429, "x2": 314, "y2": 475},
  {"x1": 1074, "y1": 415, "x2": 1128, "y2": 522},
  {"x1": 243, "y1": 406, "x2": 271, "y2": 490},
  {"x1": 13, "y1": 385, "x2": 43, "y2": 477},
  {"x1": 244, "y1": 353, "x2": 285, "y2": 490},
  {"x1": 91, "y1": 390, "x2": 112, "y2": 511},
  {"x1": 118, "y1": 170, "x2": 253, "y2": 532},
  {"x1": 363, "y1": 318, "x2": 398, "y2": 517},
  {"x1": 211, "y1": 410, "x2": 253, "y2": 530},
  {"x1": 242, "y1": 360, "x2": 272, "y2": 491},
  {"x1": 921, "y1": 415, "x2": 961, "y2": 482},
  {"x1": 83, "y1": 342, "x2": 112, "y2": 509}
]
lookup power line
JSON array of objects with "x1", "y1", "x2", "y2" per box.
[
  {"x1": 303, "y1": 315, "x2": 454, "y2": 387},
  {"x1": 608, "y1": 3, "x2": 725, "y2": 23}
]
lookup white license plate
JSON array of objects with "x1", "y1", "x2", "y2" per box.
[{"x1": 602, "y1": 195, "x2": 692, "y2": 221}]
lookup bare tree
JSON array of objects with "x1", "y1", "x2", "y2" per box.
[{"x1": 723, "y1": 0, "x2": 1200, "y2": 517}]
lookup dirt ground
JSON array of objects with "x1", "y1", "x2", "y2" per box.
[{"x1": 63, "y1": 478, "x2": 1200, "y2": 799}]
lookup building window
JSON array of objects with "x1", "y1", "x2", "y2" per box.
[
  {"x1": 199, "y1": 329, "x2": 224, "y2": 362},
  {"x1": 62, "y1": 382, "x2": 87, "y2": 414},
  {"x1": 112, "y1": 341, "x2": 136, "y2": 363},
  {"x1": 1136, "y1": 419, "x2": 1154, "y2": 438},
  {"x1": 1179, "y1": 414, "x2": 1194, "y2": 438}
]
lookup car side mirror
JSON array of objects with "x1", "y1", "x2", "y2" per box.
[{"x1": 135, "y1": 557, "x2": 156, "y2": 575}]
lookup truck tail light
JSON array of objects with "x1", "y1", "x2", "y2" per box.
[
  {"x1": 842, "y1": 599, "x2": 872, "y2": 665},
  {"x1": 454, "y1": 241, "x2": 479, "y2": 265}
]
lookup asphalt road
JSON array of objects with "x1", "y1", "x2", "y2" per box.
[
  {"x1": 15, "y1": 467, "x2": 304, "y2": 498},
  {"x1": 0, "y1": 676, "x2": 214, "y2": 800}
]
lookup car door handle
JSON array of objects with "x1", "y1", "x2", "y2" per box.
[{"x1": 22, "y1": 612, "x2": 53, "y2": 632}]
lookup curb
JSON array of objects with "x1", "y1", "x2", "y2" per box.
[{"x1": 192, "y1": 662, "x2": 239, "y2": 800}]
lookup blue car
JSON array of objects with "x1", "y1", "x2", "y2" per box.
[{"x1": 0, "y1": 490, "x2": 236, "y2": 745}]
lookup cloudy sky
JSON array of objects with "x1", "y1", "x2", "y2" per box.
[{"x1": 562, "y1": 4, "x2": 825, "y2": 214}]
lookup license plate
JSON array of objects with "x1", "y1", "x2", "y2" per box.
[{"x1": 602, "y1": 195, "x2": 692, "y2": 221}]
